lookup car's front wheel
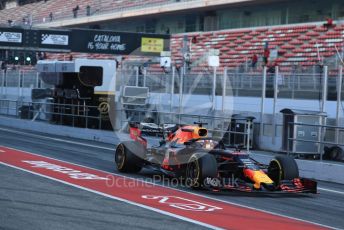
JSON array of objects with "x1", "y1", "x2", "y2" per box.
[
  {"x1": 186, "y1": 153, "x2": 217, "y2": 189},
  {"x1": 268, "y1": 155, "x2": 299, "y2": 185}
]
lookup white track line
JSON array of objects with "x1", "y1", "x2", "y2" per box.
[
  {"x1": 318, "y1": 187, "x2": 344, "y2": 195},
  {"x1": 0, "y1": 127, "x2": 114, "y2": 151},
  {"x1": 1, "y1": 146, "x2": 338, "y2": 230},
  {"x1": 0, "y1": 162, "x2": 221, "y2": 230}
]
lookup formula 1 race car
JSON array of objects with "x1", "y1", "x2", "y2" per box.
[{"x1": 115, "y1": 122, "x2": 317, "y2": 194}]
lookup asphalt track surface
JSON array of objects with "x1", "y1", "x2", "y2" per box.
[{"x1": 0, "y1": 126, "x2": 343, "y2": 229}]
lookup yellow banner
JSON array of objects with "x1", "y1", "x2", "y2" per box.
[{"x1": 141, "y1": 37, "x2": 164, "y2": 53}]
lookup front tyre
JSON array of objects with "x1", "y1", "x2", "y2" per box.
[
  {"x1": 186, "y1": 153, "x2": 217, "y2": 189},
  {"x1": 268, "y1": 155, "x2": 299, "y2": 185}
]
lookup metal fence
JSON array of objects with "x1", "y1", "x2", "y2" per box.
[
  {"x1": 0, "y1": 69, "x2": 54, "y2": 98},
  {"x1": 0, "y1": 66, "x2": 340, "y2": 98},
  {"x1": 116, "y1": 65, "x2": 341, "y2": 100}
]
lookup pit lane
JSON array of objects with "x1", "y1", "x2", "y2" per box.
[{"x1": 0, "y1": 127, "x2": 343, "y2": 229}]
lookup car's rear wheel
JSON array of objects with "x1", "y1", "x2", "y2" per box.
[
  {"x1": 329, "y1": 146, "x2": 343, "y2": 161},
  {"x1": 268, "y1": 155, "x2": 299, "y2": 185},
  {"x1": 186, "y1": 153, "x2": 217, "y2": 189},
  {"x1": 115, "y1": 141, "x2": 145, "y2": 173}
]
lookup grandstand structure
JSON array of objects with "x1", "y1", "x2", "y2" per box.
[
  {"x1": 172, "y1": 23, "x2": 344, "y2": 71},
  {"x1": 0, "y1": 0, "x2": 344, "y2": 71}
]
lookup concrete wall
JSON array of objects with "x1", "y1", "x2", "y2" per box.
[
  {"x1": 0, "y1": 116, "x2": 131, "y2": 145},
  {"x1": 251, "y1": 152, "x2": 344, "y2": 184}
]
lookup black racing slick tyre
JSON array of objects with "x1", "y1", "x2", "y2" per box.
[
  {"x1": 186, "y1": 153, "x2": 217, "y2": 189},
  {"x1": 268, "y1": 155, "x2": 299, "y2": 184},
  {"x1": 115, "y1": 141, "x2": 146, "y2": 173},
  {"x1": 329, "y1": 146, "x2": 343, "y2": 161}
]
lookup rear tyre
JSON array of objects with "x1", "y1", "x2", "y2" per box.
[
  {"x1": 186, "y1": 153, "x2": 217, "y2": 189},
  {"x1": 115, "y1": 141, "x2": 145, "y2": 173},
  {"x1": 329, "y1": 146, "x2": 343, "y2": 161},
  {"x1": 268, "y1": 155, "x2": 299, "y2": 184}
]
